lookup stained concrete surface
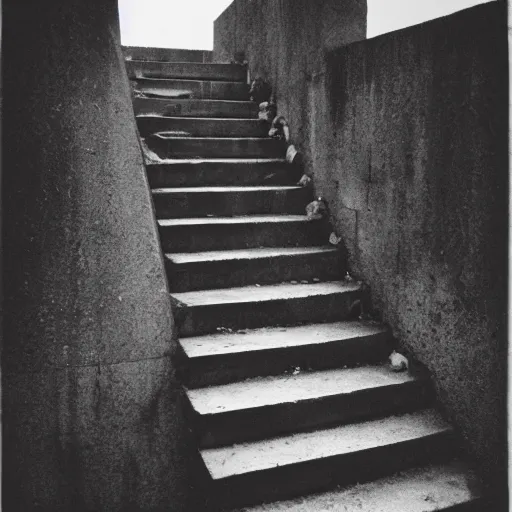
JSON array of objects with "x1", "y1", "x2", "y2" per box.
[
  {"x1": 214, "y1": 1, "x2": 507, "y2": 506},
  {"x1": 201, "y1": 408, "x2": 450, "y2": 479},
  {"x1": 243, "y1": 462, "x2": 481, "y2": 511},
  {"x1": 3, "y1": 1, "x2": 197, "y2": 510},
  {"x1": 318, "y1": 3, "x2": 508, "y2": 502}
]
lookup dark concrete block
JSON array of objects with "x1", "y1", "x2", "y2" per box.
[
  {"x1": 158, "y1": 216, "x2": 328, "y2": 253},
  {"x1": 166, "y1": 246, "x2": 342, "y2": 292},
  {"x1": 137, "y1": 116, "x2": 267, "y2": 138},
  {"x1": 134, "y1": 97, "x2": 258, "y2": 118},
  {"x1": 146, "y1": 160, "x2": 292, "y2": 188},
  {"x1": 152, "y1": 185, "x2": 308, "y2": 218},
  {"x1": 146, "y1": 135, "x2": 286, "y2": 159}
]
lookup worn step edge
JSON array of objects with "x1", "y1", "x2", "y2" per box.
[
  {"x1": 180, "y1": 320, "x2": 390, "y2": 387},
  {"x1": 168, "y1": 245, "x2": 337, "y2": 264},
  {"x1": 201, "y1": 409, "x2": 452, "y2": 479},
  {"x1": 172, "y1": 281, "x2": 361, "y2": 308},
  {"x1": 173, "y1": 281, "x2": 361, "y2": 336},
  {"x1": 187, "y1": 366, "x2": 433, "y2": 448},
  {"x1": 241, "y1": 461, "x2": 482, "y2": 512},
  {"x1": 158, "y1": 214, "x2": 327, "y2": 254},
  {"x1": 181, "y1": 320, "x2": 387, "y2": 358},
  {"x1": 166, "y1": 246, "x2": 342, "y2": 293},
  {"x1": 159, "y1": 214, "x2": 317, "y2": 228},
  {"x1": 200, "y1": 409, "x2": 457, "y2": 507}
]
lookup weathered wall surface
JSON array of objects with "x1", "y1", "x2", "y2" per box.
[
  {"x1": 214, "y1": 0, "x2": 367, "y2": 156},
  {"x1": 214, "y1": 0, "x2": 508, "y2": 504},
  {"x1": 318, "y1": 3, "x2": 506, "y2": 501},
  {"x1": 3, "y1": 1, "x2": 197, "y2": 510}
]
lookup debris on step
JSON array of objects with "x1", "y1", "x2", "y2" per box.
[
  {"x1": 389, "y1": 350, "x2": 409, "y2": 372},
  {"x1": 292, "y1": 367, "x2": 301, "y2": 375},
  {"x1": 297, "y1": 174, "x2": 312, "y2": 187},
  {"x1": 313, "y1": 277, "x2": 321, "y2": 283},
  {"x1": 300, "y1": 280, "x2": 309, "y2": 284},
  {"x1": 306, "y1": 197, "x2": 328, "y2": 220},
  {"x1": 286, "y1": 144, "x2": 302, "y2": 165},
  {"x1": 329, "y1": 231, "x2": 342, "y2": 245},
  {"x1": 250, "y1": 78, "x2": 272, "y2": 104},
  {"x1": 344, "y1": 271, "x2": 354, "y2": 283},
  {"x1": 216, "y1": 327, "x2": 234, "y2": 334},
  {"x1": 290, "y1": 280, "x2": 298, "y2": 285}
]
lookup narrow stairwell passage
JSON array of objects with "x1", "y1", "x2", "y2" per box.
[{"x1": 124, "y1": 46, "x2": 482, "y2": 512}]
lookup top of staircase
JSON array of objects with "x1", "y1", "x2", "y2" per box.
[{"x1": 122, "y1": 46, "x2": 213, "y2": 63}]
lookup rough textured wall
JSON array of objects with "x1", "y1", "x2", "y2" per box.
[
  {"x1": 213, "y1": 0, "x2": 367, "y2": 160},
  {"x1": 318, "y1": 3, "x2": 506, "y2": 502},
  {"x1": 3, "y1": 1, "x2": 197, "y2": 510}
]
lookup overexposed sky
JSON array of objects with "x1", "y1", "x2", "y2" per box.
[{"x1": 118, "y1": 0, "x2": 496, "y2": 49}]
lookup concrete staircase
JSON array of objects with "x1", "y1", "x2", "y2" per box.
[{"x1": 124, "y1": 46, "x2": 482, "y2": 512}]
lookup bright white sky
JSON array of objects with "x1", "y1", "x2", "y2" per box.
[{"x1": 118, "y1": 0, "x2": 496, "y2": 50}]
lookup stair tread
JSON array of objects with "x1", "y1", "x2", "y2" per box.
[
  {"x1": 201, "y1": 408, "x2": 451, "y2": 480},
  {"x1": 180, "y1": 320, "x2": 386, "y2": 358},
  {"x1": 167, "y1": 246, "x2": 337, "y2": 264},
  {"x1": 135, "y1": 97, "x2": 254, "y2": 105},
  {"x1": 187, "y1": 365, "x2": 419, "y2": 416},
  {"x1": 242, "y1": 462, "x2": 480, "y2": 511},
  {"x1": 159, "y1": 214, "x2": 316, "y2": 227},
  {"x1": 172, "y1": 281, "x2": 360, "y2": 307},
  {"x1": 153, "y1": 185, "x2": 302, "y2": 194},
  {"x1": 149, "y1": 137, "x2": 275, "y2": 142},
  {"x1": 133, "y1": 77, "x2": 243, "y2": 85},
  {"x1": 147, "y1": 158, "x2": 286, "y2": 165},
  {"x1": 138, "y1": 115, "x2": 261, "y2": 122}
]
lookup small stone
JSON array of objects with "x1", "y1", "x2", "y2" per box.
[
  {"x1": 300, "y1": 280, "x2": 308, "y2": 284},
  {"x1": 312, "y1": 277, "x2": 321, "y2": 282},
  {"x1": 290, "y1": 280, "x2": 298, "y2": 284}
]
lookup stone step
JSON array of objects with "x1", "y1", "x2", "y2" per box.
[
  {"x1": 145, "y1": 135, "x2": 286, "y2": 159},
  {"x1": 146, "y1": 159, "x2": 292, "y2": 188},
  {"x1": 166, "y1": 246, "x2": 342, "y2": 292},
  {"x1": 133, "y1": 98, "x2": 258, "y2": 118},
  {"x1": 137, "y1": 116, "x2": 267, "y2": 138},
  {"x1": 200, "y1": 409, "x2": 456, "y2": 508},
  {"x1": 242, "y1": 462, "x2": 481, "y2": 512},
  {"x1": 123, "y1": 46, "x2": 213, "y2": 63},
  {"x1": 187, "y1": 365, "x2": 432, "y2": 448},
  {"x1": 158, "y1": 215, "x2": 328, "y2": 253},
  {"x1": 172, "y1": 281, "x2": 362, "y2": 337},
  {"x1": 152, "y1": 185, "x2": 309, "y2": 218},
  {"x1": 180, "y1": 321, "x2": 391, "y2": 387},
  {"x1": 126, "y1": 60, "x2": 246, "y2": 81},
  {"x1": 132, "y1": 78, "x2": 248, "y2": 100}
]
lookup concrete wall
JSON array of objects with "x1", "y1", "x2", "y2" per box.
[
  {"x1": 214, "y1": 0, "x2": 367, "y2": 154},
  {"x1": 320, "y1": 2, "x2": 507, "y2": 502},
  {"x1": 3, "y1": 1, "x2": 198, "y2": 510},
  {"x1": 214, "y1": 0, "x2": 508, "y2": 504}
]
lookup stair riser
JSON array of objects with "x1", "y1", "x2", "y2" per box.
[
  {"x1": 182, "y1": 331, "x2": 391, "y2": 388},
  {"x1": 159, "y1": 221, "x2": 327, "y2": 253},
  {"x1": 213, "y1": 432, "x2": 458, "y2": 509},
  {"x1": 195, "y1": 381, "x2": 433, "y2": 448},
  {"x1": 146, "y1": 138, "x2": 286, "y2": 159},
  {"x1": 123, "y1": 47, "x2": 212, "y2": 63},
  {"x1": 126, "y1": 61, "x2": 246, "y2": 81},
  {"x1": 138, "y1": 117, "x2": 267, "y2": 138},
  {"x1": 134, "y1": 98, "x2": 258, "y2": 118},
  {"x1": 175, "y1": 289, "x2": 362, "y2": 337},
  {"x1": 154, "y1": 188, "x2": 309, "y2": 218},
  {"x1": 146, "y1": 162, "x2": 293, "y2": 188},
  {"x1": 168, "y1": 251, "x2": 343, "y2": 292},
  {"x1": 132, "y1": 79, "x2": 249, "y2": 101}
]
